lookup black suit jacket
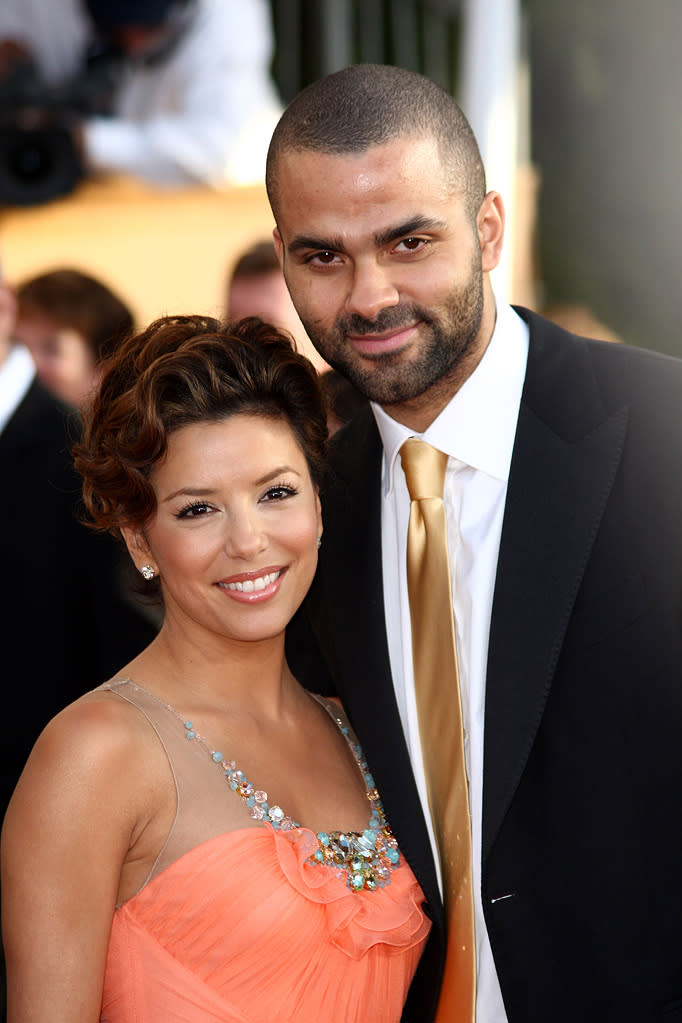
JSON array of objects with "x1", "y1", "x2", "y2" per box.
[
  {"x1": 287, "y1": 308, "x2": 682, "y2": 1022},
  {"x1": 0, "y1": 379, "x2": 158, "y2": 818}
]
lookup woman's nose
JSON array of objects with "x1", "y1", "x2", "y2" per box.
[{"x1": 223, "y1": 511, "x2": 266, "y2": 559}]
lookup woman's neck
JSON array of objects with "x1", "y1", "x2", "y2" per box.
[{"x1": 122, "y1": 623, "x2": 299, "y2": 722}]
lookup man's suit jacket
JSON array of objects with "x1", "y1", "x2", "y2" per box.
[
  {"x1": 0, "y1": 379, "x2": 158, "y2": 818},
  {"x1": 287, "y1": 308, "x2": 682, "y2": 1022}
]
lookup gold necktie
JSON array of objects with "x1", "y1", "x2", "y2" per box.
[{"x1": 400, "y1": 438, "x2": 476, "y2": 1022}]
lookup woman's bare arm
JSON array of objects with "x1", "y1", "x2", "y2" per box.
[{"x1": 1, "y1": 694, "x2": 158, "y2": 1022}]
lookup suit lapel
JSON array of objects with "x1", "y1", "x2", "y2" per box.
[
  {"x1": 482, "y1": 312, "x2": 629, "y2": 861},
  {"x1": 316, "y1": 314, "x2": 628, "y2": 918}
]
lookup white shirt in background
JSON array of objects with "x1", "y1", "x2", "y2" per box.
[
  {"x1": 0, "y1": 344, "x2": 35, "y2": 436},
  {"x1": 0, "y1": 0, "x2": 282, "y2": 187}
]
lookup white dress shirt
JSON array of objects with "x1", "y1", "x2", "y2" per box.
[
  {"x1": 0, "y1": 343, "x2": 35, "y2": 437},
  {"x1": 373, "y1": 300, "x2": 529, "y2": 1023}
]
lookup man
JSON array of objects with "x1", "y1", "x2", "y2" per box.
[
  {"x1": 225, "y1": 238, "x2": 329, "y2": 373},
  {"x1": 0, "y1": 277, "x2": 157, "y2": 821},
  {"x1": 267, "y1": 64, "x2": 682, "y2": 1022},
  {"x1": 13, "y1": 267, "x2": 133, "y2": 408},
  {"x1": 0, "y1": 0, "x2": 281, "y2": 201}
]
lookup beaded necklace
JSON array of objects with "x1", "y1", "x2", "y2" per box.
[{"x1": 170, "y1": 692, "x2": 400, "y2": 893}]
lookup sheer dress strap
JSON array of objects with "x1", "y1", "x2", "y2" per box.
[{"x1": 99, "y1": 679, "x2": 262, "y2": 902}]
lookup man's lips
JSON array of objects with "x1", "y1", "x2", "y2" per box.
[{"x1": 346, "y1": 323, "x2": 417, "y2": 355}]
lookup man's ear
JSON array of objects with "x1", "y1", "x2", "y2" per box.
[
  {"x1": 273, "y1": 227, "x2": 284, "y2": 270},
  {"x1": 0, "y1": 283, "x2": 17, "y2": 348},
  {"x1": 477, "y1": 191, "x2": 505, "y2": 273}
]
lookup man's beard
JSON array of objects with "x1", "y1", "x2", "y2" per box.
[{"x1": 301, "y1": 263, "x2": 484, "y2": 407}]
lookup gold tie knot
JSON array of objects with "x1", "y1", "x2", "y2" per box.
[{"x1": 399, "y1": 438, "x2": 448, "y2": 501}]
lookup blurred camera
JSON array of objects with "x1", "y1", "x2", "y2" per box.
[{"x1": 0, "y1": 48, "x2": 121, "y2": 206}]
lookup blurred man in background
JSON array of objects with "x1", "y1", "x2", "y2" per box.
[
  {"x1": 225, "y1": 238, "x2": 329, "y2": 373},
  {"x1": 0, "y1": 271, "x2": 157, "y2": 821},
  {"x1": 0, "y1": 0, "x2": 282, "y2": 204},
  {"x1": 13, "y1": 266, "x2": 134, "y2": 407}
]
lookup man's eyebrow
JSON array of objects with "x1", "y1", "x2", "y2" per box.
[
  {"x1": 286, "y1": 216, "x2": 447, "y2": 256},
  {"x1": 287, "y1": 234, "x2": 346, "y2": 255},
  {"x1": 374, "y1": 216, "x2": 447, "y2": 247}
]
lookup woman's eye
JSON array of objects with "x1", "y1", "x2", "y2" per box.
[
  {"x1": 262, "y1": 485, "x2": 297, "y2": 502},
  {"x1": 177, "y1": 501, "x2": 212, "y2": 519}
]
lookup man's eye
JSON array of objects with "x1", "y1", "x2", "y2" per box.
[
  {"x1": 397, "y1": 237, "x2": 426, "y2": 252},
  {"x1": 310, "y1": 251, "x2": 338, "y2": 265}
]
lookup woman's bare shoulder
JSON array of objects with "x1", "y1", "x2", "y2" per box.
[
  {"x1": 6, "y1": 684, "x2": 165, "y2": 830},
  {"x1": 34, "y1": 686, "x2": 154, "y2": 767}
]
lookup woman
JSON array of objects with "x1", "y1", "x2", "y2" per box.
[{"x1": 1, "y1": 315, "x2": 430, "y2": 1022}]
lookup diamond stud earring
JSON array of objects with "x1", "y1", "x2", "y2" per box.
[
  {"x1": 140, "y1": 564, "x2": 156, "y2": 580},
  {"x1": 316, "y1": 537, "x2": 322, "y2": 550}
]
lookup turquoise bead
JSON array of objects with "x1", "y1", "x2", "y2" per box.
[{"x1": 167, "y1": 690, "x2": 400, "y2": 895}]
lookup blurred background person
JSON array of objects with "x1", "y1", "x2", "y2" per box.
[
  {"x1": 0, "y1": 271, "x2": 157, "y2": 825},
  {"x1": 225, "y1": 238, "x2": 329, "y2": 373},
  {"x1": 13, "y1": 266, "x2": 133, "y2": 408},
  {"x1": 0, "y1": 0, "x2": 282, "y2": 204}
]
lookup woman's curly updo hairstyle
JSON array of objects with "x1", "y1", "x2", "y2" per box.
[{"x1": 73, "y1": 314, "x2": 328, "y2": 537}]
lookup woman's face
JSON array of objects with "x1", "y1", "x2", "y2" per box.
[
  {"x1": 127, "y1": 414, "x2": 322, "y2": 647},
  {"x1": 14, "y1": 314, "x2": 98, "y2": 408}
]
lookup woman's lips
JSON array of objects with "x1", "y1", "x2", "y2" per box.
[{"x1": 217, "y1": 567, "x2": 284, "y2": 603}]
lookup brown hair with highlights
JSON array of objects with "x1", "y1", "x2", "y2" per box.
[{"x1": 73, "y1": 314, "x2": 328, "y2": 538}]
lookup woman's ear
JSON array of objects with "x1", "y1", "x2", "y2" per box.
[
  {"x1": 120, "y1": 526, "x2": 155, "y2": 578},
  {"x1": 315, "y1": 492, "x2": 323, "y2": 543},
  {"x1": 477, "y1": 191, "x2": 505, "y2": 273}
]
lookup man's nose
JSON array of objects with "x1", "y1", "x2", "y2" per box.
[{"x1": 346, "y1": 261, "x2": 399, "y2": 321}]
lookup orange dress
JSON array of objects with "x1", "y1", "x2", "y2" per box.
[{"x1": 98, "y1": 681, "x2": 430, "y2": 1022}]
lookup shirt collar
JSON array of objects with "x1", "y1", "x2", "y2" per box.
[
  {"x1": 373, "y1": 300, "x2": 529, "y2": 494},
  {"x1": 0, "y1": 343, "x2": 35, "y2": 436}
]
